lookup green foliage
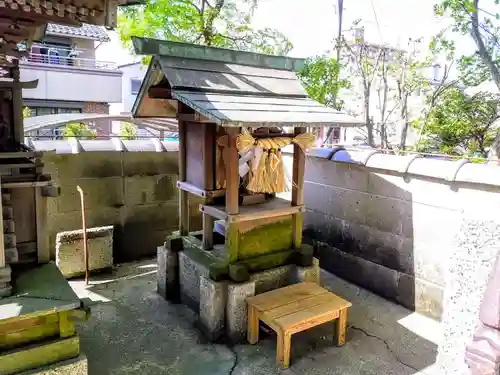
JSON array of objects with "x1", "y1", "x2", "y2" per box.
[
  {"x1": 297, "y1": 55, "x2": 350, "y2": 110},
  {"x1": 22, "y1": 107, "x2": 31, "y2": 118},
  {"x1": 63, "y1": 123, "x2": 96, "y2": 139},
  {"x1": 418, "y1": 88, "x2": 500, "y2": 156},
  {"x1": 118, "y1": 0, "x2": 292, "y2": 55},
  {"x1": 433, "y1": 0, "x2": 500, "y2": 87},
  {"x1": 120, "y1": 122, "x2": 138, "y2": 140}
]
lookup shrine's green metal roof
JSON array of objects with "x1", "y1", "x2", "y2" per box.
[
  {"x1": 131, "y1": 38, "x2": 364, "y2": 128},
  {"x1": 132, "y1": 37, "x2": 306, "y2": 72}
]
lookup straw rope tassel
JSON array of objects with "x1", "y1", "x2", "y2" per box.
[{"x1": 236, "y1": 128, "x2": 316, "y2": 194}]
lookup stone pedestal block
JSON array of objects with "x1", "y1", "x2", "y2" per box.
[
  {"x1": 198, "y1": 276, "x2": 227, "y2": 341},
  {"x1": 157, "y1": 245, "x2": 180, "y2": 302},
  {"x1": 55, "y1": 226, "x2": 113, "y2": 278},
  {"x1": 178, "y1": 249, "x2": 210, "y2": 312},
  {"x1": 226, "y1": 280, "x2": 255, "y2": 343},
  {"x1": 293, "y1": 257, "x2": 320, "y2": 284},
  {"x1": 0, "y1": 265, "x2": 11, "y2": 298}
]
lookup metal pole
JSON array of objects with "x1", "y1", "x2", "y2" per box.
[{"x1": 76, "y1": 186, "x2": 89, "y2": 285}]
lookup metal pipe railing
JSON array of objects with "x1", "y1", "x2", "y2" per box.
[{"x1": 21, "y1": 51, "x2": 117, "y2": 70}]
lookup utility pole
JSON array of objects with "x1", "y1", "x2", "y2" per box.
[{"x1": 322, "y1": 0, "x2": 344, "y2": 147}]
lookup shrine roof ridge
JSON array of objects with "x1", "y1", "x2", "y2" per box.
[{"x1": 131, "y1": 37, "x2": 306, "y2": 72}]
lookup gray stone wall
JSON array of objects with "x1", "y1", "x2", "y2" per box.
[
  {"x1": 300, "y1": 149, "x2": 500, "y2": 320},
  {"x1": 37, "y1": 141, "x2": 202, "y2": 262}
]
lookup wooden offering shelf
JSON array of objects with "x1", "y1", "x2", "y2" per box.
[
  {"x1": 200, "y1": 197, "x2": 304, "y2": 223},
  {"x1": 177, "y1": 181, "x2": 225, "y2": 199}
]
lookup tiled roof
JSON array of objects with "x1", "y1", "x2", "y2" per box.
[{"x1": 46, "y1": 23, "x2": 110, "y2": 42}]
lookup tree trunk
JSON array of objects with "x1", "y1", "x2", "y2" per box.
[
  {"x1": 364, "y1": 88, "x2": 374, "y2": 146},
  {"x1": 399, "y1": 97, "x2": 409, "y2": 150},
  {"x1": 400, "y1": 121, "x2": 409, "y2": 150}
]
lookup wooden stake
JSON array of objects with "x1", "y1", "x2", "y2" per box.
[{"x1": 76, "y1": 186, "x2": 89, "y2": 285}]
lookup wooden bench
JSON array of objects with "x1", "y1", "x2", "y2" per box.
[{"x1": 246, "y1": 282, "x2": 352, "y2": 369}]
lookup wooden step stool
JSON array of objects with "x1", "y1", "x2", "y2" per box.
[{"x1": 246, "y1": 282, "x2": 352, "y2": 369}]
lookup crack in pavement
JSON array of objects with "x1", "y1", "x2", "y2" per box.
[
  {"x1": 227, "y1": 345, "x2": 239, "y2": 375},
  {"x1": 349, "y1": 325, "x2": 418, "y2": 372}
]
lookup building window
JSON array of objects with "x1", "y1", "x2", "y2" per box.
[
  {"x1": 130, "y1": 79, "x2": 142, "y2": 95},
  {"x1": 30, "y1": 107, "x2": 82, "y2": 116}
]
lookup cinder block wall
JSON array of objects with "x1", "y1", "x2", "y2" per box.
[
  {"x1": 300, "y1": 149, "x2": 500, "y2": 320},
  {"x1": 36, "y1": 140, "x2": 202, "y2": 262}
]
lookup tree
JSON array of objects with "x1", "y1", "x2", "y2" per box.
[
  {"x1": 120, "y1": 122, "x2": 138, "y2": 140},
  {"x1": 342, "y1": 29, "x2": 384, "y2": 147},
  {"x1": 297, "y1": 56, "x2": 349, "y2": 110},
  {"x1": 118, "y1": 0, "x2": 292, "y2": 55},
  {"x1": 419, "y1": 88, "x2": 500, "y2": 156},
  {"x1": 434, "y1": 0, "x2": 500, "y2": 158},
  {"x1": 63, "y1": 123, "x2": 96, "y2": 139},
  {"x1": 22, "y1": 107, "x2": 31, "y2": 118}
]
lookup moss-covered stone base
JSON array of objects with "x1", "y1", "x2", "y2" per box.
[{"x1": 237, "y1": 215, "x2": 293, "y2": 260}]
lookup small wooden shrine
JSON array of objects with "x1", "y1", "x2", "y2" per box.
[{"x1": 133, "y1": 37, "x2": 361, "y2": 341}]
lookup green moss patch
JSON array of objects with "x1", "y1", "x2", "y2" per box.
[{"x1": 238, "y1": 218, "x2": 293, "y2": 260}]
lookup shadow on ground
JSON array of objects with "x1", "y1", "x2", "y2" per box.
[{"x1": 70, "y1": 259, "x2": 439, "y2": 375}]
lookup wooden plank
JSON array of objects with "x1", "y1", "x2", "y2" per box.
[
  {"x1": 202, "y1": 122, "x2": 216, "y2": 190},
  {"x1": 35, "y1": 187, "x2": 49, "y2": 263},
  {"x1": 247, "y1": 282, "x2": 326, "y2": 311},
  {"x1": 225, "y1": 128, "x2": 239, "y2": 215},
  {"x1": 292, "y1": 127, "x2": 306, "y2": 248},
  {"x1": 0, "y1": 314, "x2": 59, "y2": 334},
  {"x1": 291, "y1": 127, "x2": 306, "y2": 207},
  {"x1": 202, "y1": 213, "x2": 214, "y2": 250},
  {"x1": 274, "y1": 300, "x2": 343, "y2": 334},
  {"x1": 247, "y1": 305, "x2": 259, "y2": 345},
  {"x1": 58, "y1": 311, "x2": 76, "y2": 338},
  {"x1": 2, "y1": 181, "x2": 52, "y2": 189},
  {"x1": 185, "y1": 121, "x2": 206, "y2": 188},
  {"x1": 0, "y1": 316, "x2": 59, "y2": 350},
  {"x1": 11, "y1": 188, "x2": 36, "y2": 245},
  {"x1": 176, "y1": 181, "x2": 225, "y2": 198},
  {"x1": 336, "y1": 308, "x2": 348, "y2": 346},
  {"x1": 200, "y1": 197, "x2": 303, "y2": 223},
  {"x1": 148, "y1": 86, "x2": 172, "y2": 99},
  {"x1": 277, "y1": 332, "x2": 292, "y2": 369},
  {"x1": 177, "y1": 113, "x2": 212, "y2": 122},
  {"x1": 0, "y1": 336, "x2": 80, "y2": 375},
  {"x1": 177, "y1": 114, "x2": 188, "y2": 236},
  {"x1": 262, "y1": 293, "x2": 333, "y2": 321}
]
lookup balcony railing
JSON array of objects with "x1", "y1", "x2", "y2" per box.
[{"x1": 20, "y1": 44, "x2": 117, "y2": 70}]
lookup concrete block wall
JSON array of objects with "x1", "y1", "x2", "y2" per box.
[
  {"x1": 300, "y1": 148, "x2": 500, "y2": 320},
  {"x1": 35, "y1": 139, "x2": 202, "y2": 263}
]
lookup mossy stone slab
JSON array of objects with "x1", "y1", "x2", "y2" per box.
[{"x1": 0, "y1": 263, "x2": 80, "y2": 322}]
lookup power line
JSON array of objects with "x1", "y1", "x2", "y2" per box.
[{"x1": 370, "y1": 0, "x2": 383, "y2": 44}]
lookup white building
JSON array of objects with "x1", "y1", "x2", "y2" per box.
[{"x1": 21, "y1": 23, "x2": 122, "y2": 139}]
